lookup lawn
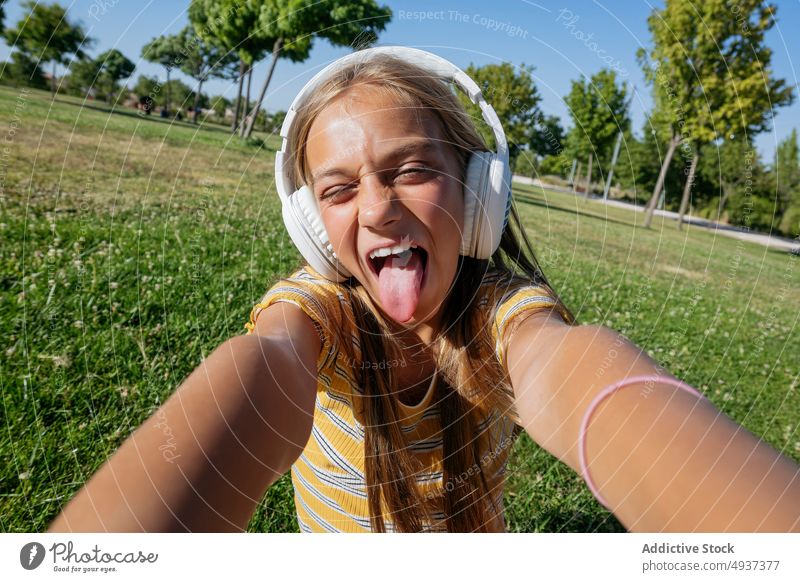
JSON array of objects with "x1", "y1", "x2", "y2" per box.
[{"x1": 1, "y1": 86, "x2": 798, "y2": 532}]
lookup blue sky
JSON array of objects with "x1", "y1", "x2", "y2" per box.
[{"x1": 2, "y1": 0, "x2": 799, "y2": 161}]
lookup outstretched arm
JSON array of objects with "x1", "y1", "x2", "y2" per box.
[
  {"x1": 49, "y1": 302, "x2": 320, "y2": 532},
  {"x1": 505, "y1": 311, "x2": 800, "y2": 532}
]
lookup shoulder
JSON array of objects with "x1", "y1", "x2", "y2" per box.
[
  {"x1": 477, "y1": 268, "x2": 574, "y2": 368},
  {"x1": 245, "y1": 265, "x2": 346, "y2": 348}
]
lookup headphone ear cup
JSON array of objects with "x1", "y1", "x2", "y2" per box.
[
  {"x1": 461, "y1": 152, "x2": 489, "y2": 257},
  {"x1": 461, "y1": 151, "x2": 511, "y2": 259},
  {"x1": 282, "y1": 185, "x2": 351, "y2": 281}
]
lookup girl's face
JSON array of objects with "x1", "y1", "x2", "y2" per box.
[{"x1": 305, "y1": 86, "x2": 465, "y2": 339}]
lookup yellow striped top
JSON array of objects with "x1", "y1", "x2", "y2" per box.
[{"x1": 245, "y1": 265, "x2": 571, "y2": 532}]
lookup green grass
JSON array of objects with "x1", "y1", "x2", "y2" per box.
[{"x1": 1, "y1": 86, "x2": 798, "y2": 533}]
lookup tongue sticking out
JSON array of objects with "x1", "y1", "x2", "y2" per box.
[{"x1": 377, "y1": 249, "x2": 424, "y2": 323}]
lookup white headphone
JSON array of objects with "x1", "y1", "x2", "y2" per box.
[{"x1": 275, "y1": 46, "x2": 512, "y2": 282}]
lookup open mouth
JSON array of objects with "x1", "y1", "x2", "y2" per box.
[{"x1": 368, "y1": 246, "x2": 429, "y2": 279}]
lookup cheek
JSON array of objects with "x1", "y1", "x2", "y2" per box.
[
  {"x1": 432, "y1": 183, "x2": 464, "y2": 235},
  {"x1": 320, "y1": 206, "x2": 357, "y2": 257}
]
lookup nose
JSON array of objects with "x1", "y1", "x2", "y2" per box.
[{"x1": 357, "y1": 174, "x2": 402, "y2": 230}]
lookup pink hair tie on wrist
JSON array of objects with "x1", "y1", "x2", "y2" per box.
[{"x1": 578, "y1": 374, "x2": 705, "y2": 511}]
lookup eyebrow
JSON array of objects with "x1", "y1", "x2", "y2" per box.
[{"x1": 311, "y1": 140, "x2": 440, "y2": 184}]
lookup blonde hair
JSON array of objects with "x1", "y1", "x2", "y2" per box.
[{"x1": 284, "y1": 52, "x2": 574, "y2": 532}]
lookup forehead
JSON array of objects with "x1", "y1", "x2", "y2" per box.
[{"x1": 306, "y1": 86, "x2": 447, "y2": 170}]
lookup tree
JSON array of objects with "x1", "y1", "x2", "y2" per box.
[
  {"x1": 238, "y1": 0, "x2": 393, "y2": 139},
  {"x1": 67, "y1": 50, "x2": 134, "y2": 103},
  {"x1": 698, "y1": 137, "x2": 756, "y2": 224},
  {"x1": 95, "y1": 49, "x2": 134, "y2": 104},
  {"x1": 171, "y1": 25, "x2": 238, "y2": 123},
  {"x1": 699, "y1": 138, "x2": 776, "y2": 231},
  {"x1": 564, "y1": 68, "x2": 629, "y2": 196},
  {"x1": 1, "y1": 0, "x2": 6, "y2": 31},
  {"x1": 530, "y1": 114, "x2": 565, "y2": 159},
  {"x1": 141, "y1": 34, "x2": 184, "y2": 115},
  {"x1": 162, "y1": 78, "x2": 196, "y2": 117},
  {"x1": 66, "y1": 56, "x2": 101, "y2": 97},
  {"x1": 0, "y1": 52, "x2": 48, "y2": 89},
  {"x1": 262, "y1": 109, "x2": 286, "y2": 134},
  {"x1": 189, "y1": 0, "x2": 268, "y2": 133},
  {"x1": 133, "y1": 75, "x2": 161, "y2": 114},
  {"x1": 638, "y1": 0, "x2": 794, "y2": 229},
  {"x1": 207, "y1": 94, "x2": 231, "y2": 122},
  {"x1": 775, "y1": 129, "x2": 800, "y2": 210},
  {"x1": 4, "y1": 1, "x2": 92, "y2": 96},
  {"x1": 456, "y1": 62, "x2": 541, "y2": 167}
]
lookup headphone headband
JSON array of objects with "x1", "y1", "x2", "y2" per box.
[{"x1": 276, "y1": 46, "x2": 509, "y2": 204}]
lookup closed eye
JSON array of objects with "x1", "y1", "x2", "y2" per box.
[
  {"x1": 319, "y1": 182, "x2": 357, "y2": 202},
  {"x1": 395, "y1": 166, "x2": 436, "y2": 182},
  {"x1": 318, "y1": 166, "x2": 438, "y2": 202}
]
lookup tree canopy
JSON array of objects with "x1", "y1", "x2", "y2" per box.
[
  {"x1": 457, "y1": 62, "x2": 541, "y2": 164},
  {"x1": 564, "y1": 68, "x2": 629, "y2": 181},
  {"x1": 4, "y1": 1, "x2": 92, "y2": 95}
]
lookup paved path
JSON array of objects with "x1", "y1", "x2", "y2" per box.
[{"x1": 512, "y1": 175, "x2": 800, "y2": 254}]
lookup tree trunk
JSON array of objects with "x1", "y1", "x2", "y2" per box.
[
  {"x1": 232, "y1": 60, "x2": 246, "y2": 133},
  {"x1": 583, "y1": 153, "x2": 593, "y2": 199},
  {"x1": 51, "y1": 61, "x2": 57, "y2": 98},
  {"x1": 603, "y1": 130, "x2": 624, "y2": 200},
  {"x1": 643, "y1": 134, "x2": 680, "y2": 228},
  {"x1": 239, "y1": 66, "x2": 253, "y2": 137},
  {"x1": 573, "y1": 161, "x2": 582, "y2": 194},
  {"x1": 719, "y1": 180, "x2": 734, "y2": 223},
  {"x1": 244, "y1": 38, "x2": 284, "y2": 139},
  {"x1": 193, "y1": 79, "x2": 204, "y2": 124},
  {"x1": 165, "y1": 67, "x2": 172, "y2": 116},
  {"x1": 677, "y1": 152, "x2": 699, "y2": 230}
]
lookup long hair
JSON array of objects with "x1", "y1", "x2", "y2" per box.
[{"x1": 285, "y1": 53, "x2": 575, "y2": 532}]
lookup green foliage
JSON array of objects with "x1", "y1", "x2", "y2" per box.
[
  {"x1": 162, "y1": 78, "x2": 196, "y2": 112},
  {"x1": 206, "y1": 94, "x2": 230, "y2": 120},
  {"x1": 530, "y1": 114, "x2": 565, "y2": 159},
  {"x1": 94, "y1": 49, "x2": 135, "y2": 103},
  {"x1": 639, "y1": 0, "x2": 794, "y2": 149},
  {"x1": 301, "y1": 0, "x2": 392, "y2": 49},
  {"x1": 537, "y1": 154, "x2": 568, "y2": 178},
  {"x1": 174, "y1": 25, "x2": 238, "y2": 84},
  {"x1": 457, "y1": 62, "x2": 541, "y2": 164},
  {"x1": 774, "y1": 129, "x2": 800, "y2": 210},
  {"x1": 564, "y1": 68, "x2": 629, "y2": 181},
  {"x1": 261, "y1": 109, "x2": 286, "y2": 134},
  {"x1": 141, "y1": 34, "x2": 183, "y2": 71},
  {"x1": 0, "y1": 52, "x2": 48, "y2": 89},
  {"x1": 612, "y1": 127, "x2": 686, "y2": 206},
  {"x1": 66, "y1": 57, "x2": 101, "y2": 97},
  {"x1": 142, "y1": 32, "x2": 204, "y2": 114},
  {"x1": 728, "y1": 190, "x2": 778, "y2": 233},
  {"x1": 513, "y1": 149, "x2": 537, "y2": 178},
  {"x1": 4, "y1": 1, "x2": 91, "y2": 91},
  {"x1": 778, "y1": 205, "x2": 800, "y2": 238},
  {"x1": 188, "y1": 0, "x2": 268, "y2": 66},
  {"x1": 132, "y1": 75, "x2": 161, "y2": 113},
  {"x1": 698, "y1": 137, "x2": 776, "y2": 227}
]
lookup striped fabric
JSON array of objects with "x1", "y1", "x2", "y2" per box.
[{"x1": 245, "y1": 266, "x2": 572, "y2": 532}]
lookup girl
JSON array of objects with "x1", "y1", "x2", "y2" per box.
[{"x1": 50, "y1": 47, "x2": 800, "y2": 533}]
